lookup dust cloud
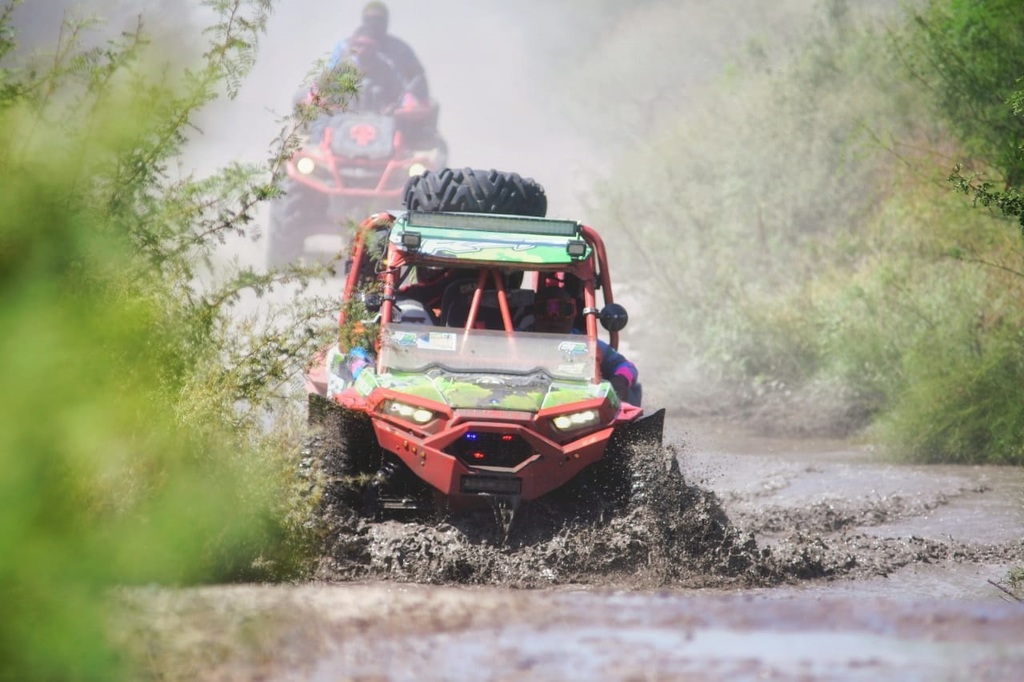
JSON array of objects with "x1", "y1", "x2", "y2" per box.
[
  {"x1": 9, "y1": 1, "x2": 902, "y2": 406},
  {"x1": 196, "y1": 0, "x2": 604, "y2": 269},
  {"x1": 8, "y1": 0, "x2": 824, "y2": 279},
  {"x1": 185, "y1": 0, "x2": 829, "y2": 267},
  {"x1": 9, "y1": 0, "x2": 843, "y2": 409}
]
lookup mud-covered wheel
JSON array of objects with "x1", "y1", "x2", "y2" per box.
[
  {"x1": 266, "y1": 181, "x2": 326, "y2": 268},
  {"x1": 588, "y1": 408, "x2": 667, "y2": 508},
  {"x1": 403, "y1": 167, "x2": 547, "y2": 217},
  {"x1": 586, "y1": 439, "x2": 635, "y2": 509},
  {"x1": 307, "y1": 395, "x2": 381, "y2": 512}
]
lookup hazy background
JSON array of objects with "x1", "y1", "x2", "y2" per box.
[
  {"x1": 200, "y1": 0, "x2": 836, "y2": 204},
  {"x1": 9, "y1": 0, "x2": 903, "y2": 405},
  {"x1": 184, "y1": 0, "x2": 840, "y2": 255},
  {"x1": 9, "y1": 0, "x2": 896, "y2": 213}
]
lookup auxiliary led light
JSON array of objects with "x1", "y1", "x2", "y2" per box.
[
  {"x1": 553, "y1": 415, "x2": 573, "y2": 430},
  {"x1": 552, "y1": 409, "x2": 599, "y2": 432},
  {"x1": 385, "y1": 400, "x2": 434, "y2": 425},
  {"x1": 400, "y1": 231, "x2": 422, "y2": 250},
  {"x1": 566, "y1": 239, "x2": 588, "y2": 258},
  {"x1": 296, "y1": 157, "x2": 316, "y2": 175},
  {"x1": 408, "y1": 162, "x2": 427, "y2": 177}
]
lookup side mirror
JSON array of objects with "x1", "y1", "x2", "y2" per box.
[{"x1": 599, "y1": 303, "x2": 629, "y2": 332}]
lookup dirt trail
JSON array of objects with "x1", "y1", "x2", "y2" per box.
[
  {"x1": 303, "y1": 415, "x2": 1024, "y2": 595},
  {"x1": 116, "y1": 418, "x2": 1024, "y2": 681}
]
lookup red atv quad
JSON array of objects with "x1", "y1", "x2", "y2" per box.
[
  {"x1": 303, "y1": 169, "x2": 664, "y2": 528},
  {"x1": 266, "y1": 97, "x2": 448, "y2": 269}
]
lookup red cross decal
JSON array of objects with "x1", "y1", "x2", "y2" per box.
[{"x1": 349, "y1": 123, "x2": 378, "y2": 146}]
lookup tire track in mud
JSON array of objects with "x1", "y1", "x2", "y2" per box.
[
  {"x1": 312, "y1": 435, "x2": 1024, "y2": 591},
  {"x1": 769, "y1": 531, "x2": 1024, "y2": 582},
  {"x1": 731, "y1": 486, "x2": 985, "y2": 534}
]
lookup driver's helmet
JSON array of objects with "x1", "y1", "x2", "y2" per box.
[{"x1": 361, "y1": 1, "x2": 389, "y2": 40}]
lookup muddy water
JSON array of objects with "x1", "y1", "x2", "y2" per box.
[
  {"x1": 682, "y1": 418, "x2": 1024, "y2": 600},
  {"x1": 120, "y1": 417, "x2": 1024, "y2": 681},
  {"x1": 312, "y1": 416, "x2": 1024, "y2": 592}
]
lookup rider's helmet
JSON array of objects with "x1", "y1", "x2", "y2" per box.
[{"x1": 361, "y1": 2, "x2": 389, "y2": 41}]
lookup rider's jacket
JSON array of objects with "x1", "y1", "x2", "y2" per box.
[{"x1": 329, "y1": 33, "x2": 429, "y2": 101}]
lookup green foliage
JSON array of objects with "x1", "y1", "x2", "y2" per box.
[
  {"x1": 902, "y1": 0, "x2": 1024, "y2": 185},
  {"x1": 0, "y1": 1, "x2": 350, "y2": 679},
  {"x1": 572, "y1": 0, "x2": 1024, "y2": 460},
  {"x1": 950, "y1": 162, "x2": 1024, "y2": 230},
  {"x1": 1009, "y1": 566, "x2": 1024, "y2": 594},
  {"x1": 875, "y1": 321, "x2": 1024, "y2": 463},
  {"x1": 902, "y1": 0, "x2": 1024, "y2": 229},
  {"x1": 584, "y1": 1, "x2": 920, "y2": 385}
]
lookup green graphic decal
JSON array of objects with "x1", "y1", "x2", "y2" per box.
[
  {"x1": 375, "y1": 372, "x2": 605, "y2": 412},
  {"x1": 354, "y1": 369, "x2": 380, "y2": 396},
  {"x1": 380, "y1": 373, "x2": 447, "y2": 403},
  {"x1": 540, "y1": 381, "x2": 613, "y2": 410}
]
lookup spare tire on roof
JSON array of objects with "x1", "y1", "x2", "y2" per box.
[{"x1": 403, "y1": 167, "x2": 547, "y2": 217}]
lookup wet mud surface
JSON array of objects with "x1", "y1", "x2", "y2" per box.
[
  {"x1": 314, "y1": 438, "x2": 770, "y2": 590},
  {"x1": 117, "y1": 416, "x2": 1024, "y2": 681},
  {"x1": 313, "y1": 418, "x2": 1024, "y2": 594}
]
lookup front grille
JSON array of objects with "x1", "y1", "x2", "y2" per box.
[
  {"x1": 447, "y1": 432, "x2": 533, "y2": 469},
  {"x1": 337, "y1": 165, "x2": 386, "y2": 189},
  {"x1": 338, "y1": 166, "x2": 382, "y2": 180}
]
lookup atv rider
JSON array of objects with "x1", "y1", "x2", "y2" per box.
[
  {"x1": 326, "y1": 2, "x2": 438, "y2": 149},
  {"x1": 531, "y1": 285, "x2": 642, "y2": 406},
  {"x1": 341, "y1": 26, "x2": 407, "y2": 114},
  {"x1": 328, "y1": 2, "x2": 429, "y2": 102}
]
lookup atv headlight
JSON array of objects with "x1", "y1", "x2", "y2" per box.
[
  {"x1": 383, "y1": 399, "x2": 435, "y2": 425},
  {"x1": 296, "y1": 157, "x2": 316, "y2": 175},
  {"x1": 551, "y1": 409, "x2": 599, "y2": 432},
  {"x1": 408, "y1": 162, "x2": 426, "y2": 177}
]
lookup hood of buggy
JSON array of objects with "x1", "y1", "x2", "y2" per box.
[{"x1": 353, "y1": 369, "x2": 612, "y2": 412}]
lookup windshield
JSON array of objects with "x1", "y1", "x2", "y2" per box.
[{"x1": 379, "y1": 323, "x2": 598, "y2": 383}]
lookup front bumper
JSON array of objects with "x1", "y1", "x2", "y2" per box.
[{"x1": 373, "y1": 414, "x2": 616, "y2": 503}]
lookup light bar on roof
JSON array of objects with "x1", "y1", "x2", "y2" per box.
[{"x1": 404, "y1": 210, "x2": 580, "y2": 238}]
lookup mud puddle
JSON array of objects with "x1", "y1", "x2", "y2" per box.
[
  {"x1": 314, "y1": 417, "x2": 1024, "y2": 595},
  {"x1": 315, "y1": 437, "x2": 770, "y2": 590},
  {"x1": 302, "y1": 589, "x2": 1024, "y2": 682},
  {"x1": 116, "y1": 417, "x2": 1024, "y2": 681},
  {"x1": 681, "y1": 420, "x2": 1024, "y2": 597}
]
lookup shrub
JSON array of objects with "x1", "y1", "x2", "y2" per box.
[{"x1": 0, "y1": 1, "x2": 344, "y2": 678}]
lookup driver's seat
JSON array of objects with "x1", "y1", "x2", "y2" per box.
[{"x1": 440, "y1": 278, "x2": 501, "y2": 329}]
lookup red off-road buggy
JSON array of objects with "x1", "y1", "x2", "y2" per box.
[{"x1": 304, "y1": 169, "x2": 664, "y2": 526}]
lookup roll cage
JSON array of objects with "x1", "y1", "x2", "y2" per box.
[{"x1": 339, "y1": 210, "x2": 624, "y2": 349}]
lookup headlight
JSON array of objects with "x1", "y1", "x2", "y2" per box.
[
  {"x1": 408, "y1": 162, "x2": 426, "y2": 177},
  {"x1": 296, "y1": 157, "x2": 316, "y2": 175},
  {"x1": 551, "y1": 409, "x2": 599, "y2": 432},
  {"x1": 384, "y1": 400, "x2": 435, "y2": 425}
]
